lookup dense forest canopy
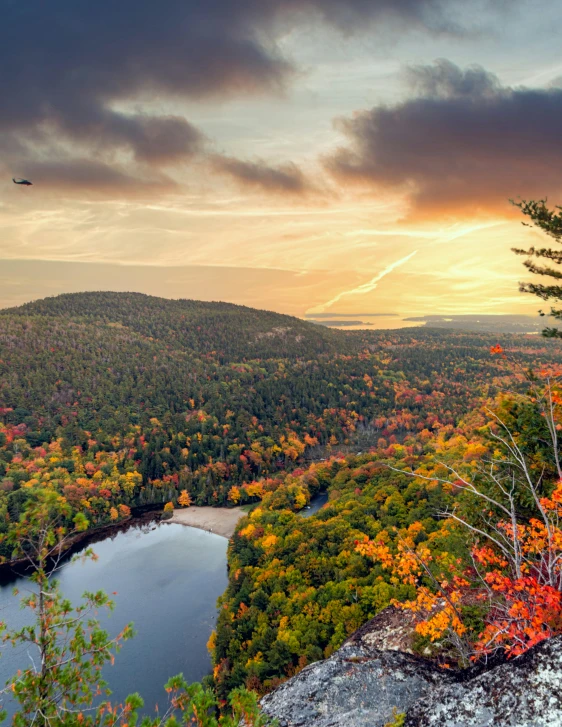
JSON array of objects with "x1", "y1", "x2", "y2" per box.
[
  {"x1": 1, "y1": 293, "x2": 562, "y2": 561},
  {"x1": 5, "y1": 292, "x2": 341, "y2": 361},
  {"x1": 3, "y1": 292, "x2": 562, "y2": 710}
]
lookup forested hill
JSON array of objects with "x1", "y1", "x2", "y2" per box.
[
  {"x1": 4, "y1": 292, "x2": 341, "y2": 361},
  {"x1": 1, "y1": 291, "x2": 562, "y2": 562}
]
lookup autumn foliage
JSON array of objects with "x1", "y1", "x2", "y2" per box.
[
  {"x1": 4, "y1": 292, "x2": 562, "y2": 696},
  {"x1": 356, "y1": 363, "x2": 562, "y2": 662},
  {"x1": 178, "y1": 489, "x2": 192, "y2": 507}
]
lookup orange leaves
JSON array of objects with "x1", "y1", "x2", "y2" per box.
[
  {"x1": 475, "y1": 577, "x2": 562, "y2": 657},
  {"x1": 260, "y1": 534, "x2": 278, "y2": 550},
  {"x1": 304, "y1": 433, "x2": 319, "y2": 447},
  {"x1": 177, "y1": 490, "x2": 192, "y2": 508},
  {"x1": 537, "y1": 365, "x2": 562, "y2": 380},
  {"x1": 236, "y1": 602, "x2": 250, "y2": 619},
  {"x1": 355, "y1": 523, "x2": 468, "y2": 645},
  {"x1": 355, "y1": 536, "x2": 393, "y2": 570},
  {"x1": 472, "y1": 545, "x2": 507, "y2": 570},
  {"x1": 414, "y1": 600, "x2": 467, "y2": 642},
  {"x1": 118, "y1": 504, "x2": 131, "y2": 519},
  {"x1": 490, "y1": 344, "x2": 504, "y2": 356}
]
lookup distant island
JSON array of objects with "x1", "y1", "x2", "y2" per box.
[
  {"x1": 304, "y1": 313, "x2": 555, "y2": 334},
  {"x1": 404, "y1": 314, "x2": 555, "y2": 334},
  {"x1": 305, "y1": 312, "x2": 397, "y2": 319},
  {"x1": 310, "y1": 320, "x2": 373, "y2": 327}
]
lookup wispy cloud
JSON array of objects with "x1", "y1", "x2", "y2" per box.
[{"x1": 308, "y1": 250, "x2": 418, "y2": 313}]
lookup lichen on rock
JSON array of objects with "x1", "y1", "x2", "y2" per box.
[
  {"x1": 258, "y1": 642, "x2": 450, "y2": 727},
  {"x1": 404, "y1": 634, "x2": 562, "y2": 727},
  {"x1": 258, "y1": 610, "x2": 562, "y2": 727}
]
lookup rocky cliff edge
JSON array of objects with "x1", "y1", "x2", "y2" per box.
[{"x1": 258, "y1": 607, "x2": 562, "y2": 727}]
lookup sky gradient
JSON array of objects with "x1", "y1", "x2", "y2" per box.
[{"x1": 1, "y1": 0, "x2": 561, "y2": 319}]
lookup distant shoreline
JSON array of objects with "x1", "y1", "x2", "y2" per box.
[{"x1": 167, "y1": 506, "x2": 246, "y2": 539}]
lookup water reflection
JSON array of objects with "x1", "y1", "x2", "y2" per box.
[{"x1": 0, "y1": 523, "x2": 228, "y2": 715}]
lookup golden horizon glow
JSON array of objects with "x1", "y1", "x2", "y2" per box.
[{"x1": 1, "y1": 1, "x2": 561, "y2": 317}]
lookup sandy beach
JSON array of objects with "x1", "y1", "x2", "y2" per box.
[{"x1": 167, "y1": 506, "x2": 247, "y2": 539}]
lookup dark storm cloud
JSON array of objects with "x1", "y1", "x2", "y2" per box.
[
  {"x1": 212, "y1": 155, "x2": 312, "y2": 194},
  {"x1": 327, "y1": 60, "x2": 562, "y2": 217},
  {"x1": 1, "y1": 0, "x2": 494, "y2": 187}
]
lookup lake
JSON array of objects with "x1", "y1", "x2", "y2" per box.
[{"x1": 0, "y1": 521, "x2": 229, "y2": 715}]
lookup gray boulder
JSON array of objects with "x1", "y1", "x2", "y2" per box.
[
  {"x1": 259, "y1": 642, "x2": 451, "y2": 727},
  {"x1": 405, "y1": 634, "x2": 562, "y2": 727},
  {"x1": 258, "y1": 605, "x2": 562, "y2": 727}
]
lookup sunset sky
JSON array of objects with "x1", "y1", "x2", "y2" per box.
[{"x1": 1, "y1": 0, "x2": 561, "y2": 320}]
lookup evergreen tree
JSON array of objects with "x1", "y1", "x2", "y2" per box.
[{"x1": 512, "y1": 199, "x2": 562, "y2": 336}]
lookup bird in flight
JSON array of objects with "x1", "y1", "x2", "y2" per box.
[{"x1": 12, "y1": 178, "x2": 32, "y2": 186}]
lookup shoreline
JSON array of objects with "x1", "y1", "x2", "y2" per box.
[
  {"x1": 0, "y1": 505, "x2": 248, "y2": 579},
  {"x1": 167, "y1": 506, "x2": 246, "y2": 539},
  {"x1": 0, "y1": 509, "x2": 162, "y2": 581}
]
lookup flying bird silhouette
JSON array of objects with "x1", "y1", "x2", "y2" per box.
[{"x1": 12, "y1": 178, "x2": 32, "y2": 186}]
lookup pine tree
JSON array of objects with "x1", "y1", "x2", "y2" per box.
[{"x1": 512, "y1": 199, "x2": 562, "y2": 336}]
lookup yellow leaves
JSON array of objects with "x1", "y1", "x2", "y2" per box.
[
  {"x1": 462, "y1": 442, "x2": 488, "y2": 462},
  {"x1": 119, "y1": 471, "x2": 141, "y2": 497},
  {"x1": 109, "y1": 507, "x2": 119, "y2": 521},
  {"x1": 260, "y1": 534, "x2": 279, "y2": 550},
  {"x1": 415, "y1": 603, "x2": 467, "y2": 642},
  {"x1": 239, "y1": 523, "x2": 257, "y2": 539},
  {"x1": 244, "y1": 481, "x2": 265, "y2": 499},
  {"x1": 228, "y1": 486, "x2": 241, "y2": 504},
  {"x1": 294, "y1": 488, "x2": 308, "y2": 511},
  {"x1": 245, "y1": 651, "x2": 264, "y2": 669}
]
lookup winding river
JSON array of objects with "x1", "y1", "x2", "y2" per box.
[
  {"x1": 300, "y1": 491, "x2": 329, "y2": 517},
  {"x1": 0, "y1": 522, "x2": 228, "y2": 715}
]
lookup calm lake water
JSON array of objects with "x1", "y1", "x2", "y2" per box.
[{"x1": 0, "y1": 522, "x2": 228, "y2": 715}]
